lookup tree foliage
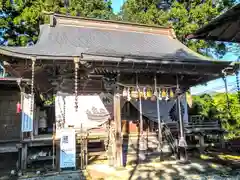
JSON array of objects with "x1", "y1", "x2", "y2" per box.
[
  {"x1": 0, "y1": 0, "x2": 115, "y2": 46},
  {"x1": 0, "y1": 0, "x2": 238, "y2": 56},
  {"x1": 189, "y1": 92, "x2": 240, "y2": 139},
  {"x1": 120, "y1": 0, "x2": 237, "y2": 57}
]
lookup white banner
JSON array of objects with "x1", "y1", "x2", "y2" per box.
[
  {"x1": 60, "y1": 128, "x2": 76, "y2": 169},
  {"x1": 55, "y1": 93, "x2": 111, "y2": 138},
  {"x1": 21, "y1": 93, "x2": 34, "y2": 132}
]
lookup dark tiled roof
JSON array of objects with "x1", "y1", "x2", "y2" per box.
[
  {"x1": 188, "y1": 3, "x2": 240, "y2": 42},
  {"x1": 0, "y1": 14, "x2": 218, "y2": 63}
]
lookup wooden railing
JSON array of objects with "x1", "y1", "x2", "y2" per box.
[{"x1": 164, "y1": 120, "x2": 224, "y2": 134}]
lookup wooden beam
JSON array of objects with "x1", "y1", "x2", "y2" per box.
[
  {"x1": 4, "y1": 57, "x2": 227, "y2": 76},
  {"x1": 94, "y1": 66, "x2": 222, "y2": 76},
  {"x1": 114, "y1": 74, "x2": 123, "y2": 168}
]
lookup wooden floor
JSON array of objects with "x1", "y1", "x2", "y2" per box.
[
  {"x1": 23, "y1": 134, "x2": 53, "y2": 142},
  {"x1": 0, "y1": 143, "x2": 18, "y2": 153}
]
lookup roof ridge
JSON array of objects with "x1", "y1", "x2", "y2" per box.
[
  {"x1": 53, "y1": 13, "x2": 171, "y2": 29},
  {"x1": 51, "y1": 13, "x2": 175, "y2": 38}
]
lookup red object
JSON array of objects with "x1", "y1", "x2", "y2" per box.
[{"x1": 16, "y1": 102, "x2": 21, "y2": 113}]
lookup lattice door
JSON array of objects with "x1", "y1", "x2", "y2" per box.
[{"x1": 0, "y1": 95, "x2": 21, "y2": 141}]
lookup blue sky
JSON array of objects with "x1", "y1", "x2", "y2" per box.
[
  {"x1": 111, "y1": 0, "x2": 239, "y2": 95},
  {"x1": 191, "y1": 53, "x2": 239, "y2": 95},
  {"x1": 112, "y1": 0, "x2": 125, "y2": 13}
]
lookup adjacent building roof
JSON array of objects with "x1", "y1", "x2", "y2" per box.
[
  {"x1": 188, "y1": 3, "x2": 240, "y2": 42},
  {"x1": 0, "y1": 14, "x2": 223, "y2": 64}
]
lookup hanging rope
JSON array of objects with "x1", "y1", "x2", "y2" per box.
[
  {"x1": 176, "y1": 75, "x2": 182, "y2": 134},
  {"x1": 63, "y1": 96, "x2": 66, "y2": 127},
  {"x1": 155, "y1": 75, "x2": 163, "y2": 156},
  {"x1": 136, "y1": 73, "x2": 143, "y2": 135},
  {"x1": 236, "y1": 60, "x2": 240, "y2": 104},
  {"x1": 136, "y1": 73, "x2": 146, "y2": 155},
  {"x1": 74, "y1": 57, "x2": 79, "y2": 112},
  {"x1": 30, "y1": 58, "x2": 36, "y2": 117},
  {"x1": 176, "y1": 75, "x2": 187, "y2": 146},
  {"x1": 236, "y1": 71, "x2": 240, "y2": 104},
  {"x1": 222, "y1": 75, "x2": 231, "y2": 112}
]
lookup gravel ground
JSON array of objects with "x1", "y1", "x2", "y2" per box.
[
  {"x1": 16, "y1": 173, "x2": 240, "y2": 180},
  {"x1": 0, "y1": 169, "x2": 239, "y2": 180},
  {"x1": 178, "y1": 174, "x2": 240, "y2": 180},
  {"x1": 86, "y1": 157, "x2": 240, "y2": 180},
  {"x1": 20, "y1": 173, "x2": 83, "y2": 180},
  {"x1": 1, "y1": 152, "x2": 239, "y2": 180},
  {"x1": 0, "y1": 171, "x2": 86, "y2": 180}
]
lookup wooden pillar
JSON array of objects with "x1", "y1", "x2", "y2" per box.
[
  {"x1": 20, "y1": 87, "x2": 25, "y2": 141},
  {"x1": 114, "y1": 74, "x2": 123, "y2": 168},
  {"x1": 19, "y1": 84, "x2": 25, "y2": 172},
  {"x1": 176, "y1": 75, "x2": 188, "y2": 162},
  {"x1": 21, "y1": 143, "x2": 28, "y2": 170},
  {"x1": 126, "y1": 101, "x2": 130, "y2": 117},
  {"x1": 55, "y1": 140, "x2": 60, "y2": 172},
  {"x1": 199, "y1": 134, "x2": 205, "y2": 153},
  {"x1": 220, "y1": 134, "x2": 225, "y2": 149}
]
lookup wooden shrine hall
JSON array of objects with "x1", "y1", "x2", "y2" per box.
[{"x1": 0, "y1": 13, "x2": 237, "y2": 173}]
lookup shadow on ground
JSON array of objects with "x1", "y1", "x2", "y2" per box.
[{"x1": 87, "y1": 151, "x2": 240, "y2": 180}]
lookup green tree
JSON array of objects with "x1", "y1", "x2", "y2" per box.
[
  {"x1": 188, "y1": 94, "x2": 218, "y2": 120},
  {"x1": 213, "y1": 93, "x2": 240, "y2": 139},
  {"x1": 120, "y1": 0, "x2": 237, "y2": 57},
  {"x1": 189, "y1": 92, "x2": 240, "y2": 139},
  {"x1": 0, "y1": 0, "x2": 114, "y2": 46}
]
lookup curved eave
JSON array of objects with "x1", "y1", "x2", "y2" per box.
[
  {"x1": 82, "y1": 53, "x2": 232, "y2": 67},
  {"x1": 188, "y1": 3, "x2": 240, "y2": 42},
  {"x1": 0, "y1": 47, "x2": 74, "y2": 60},
  {"x1": 0, "y1": 47, "x2": 233, "y2": 68}
]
